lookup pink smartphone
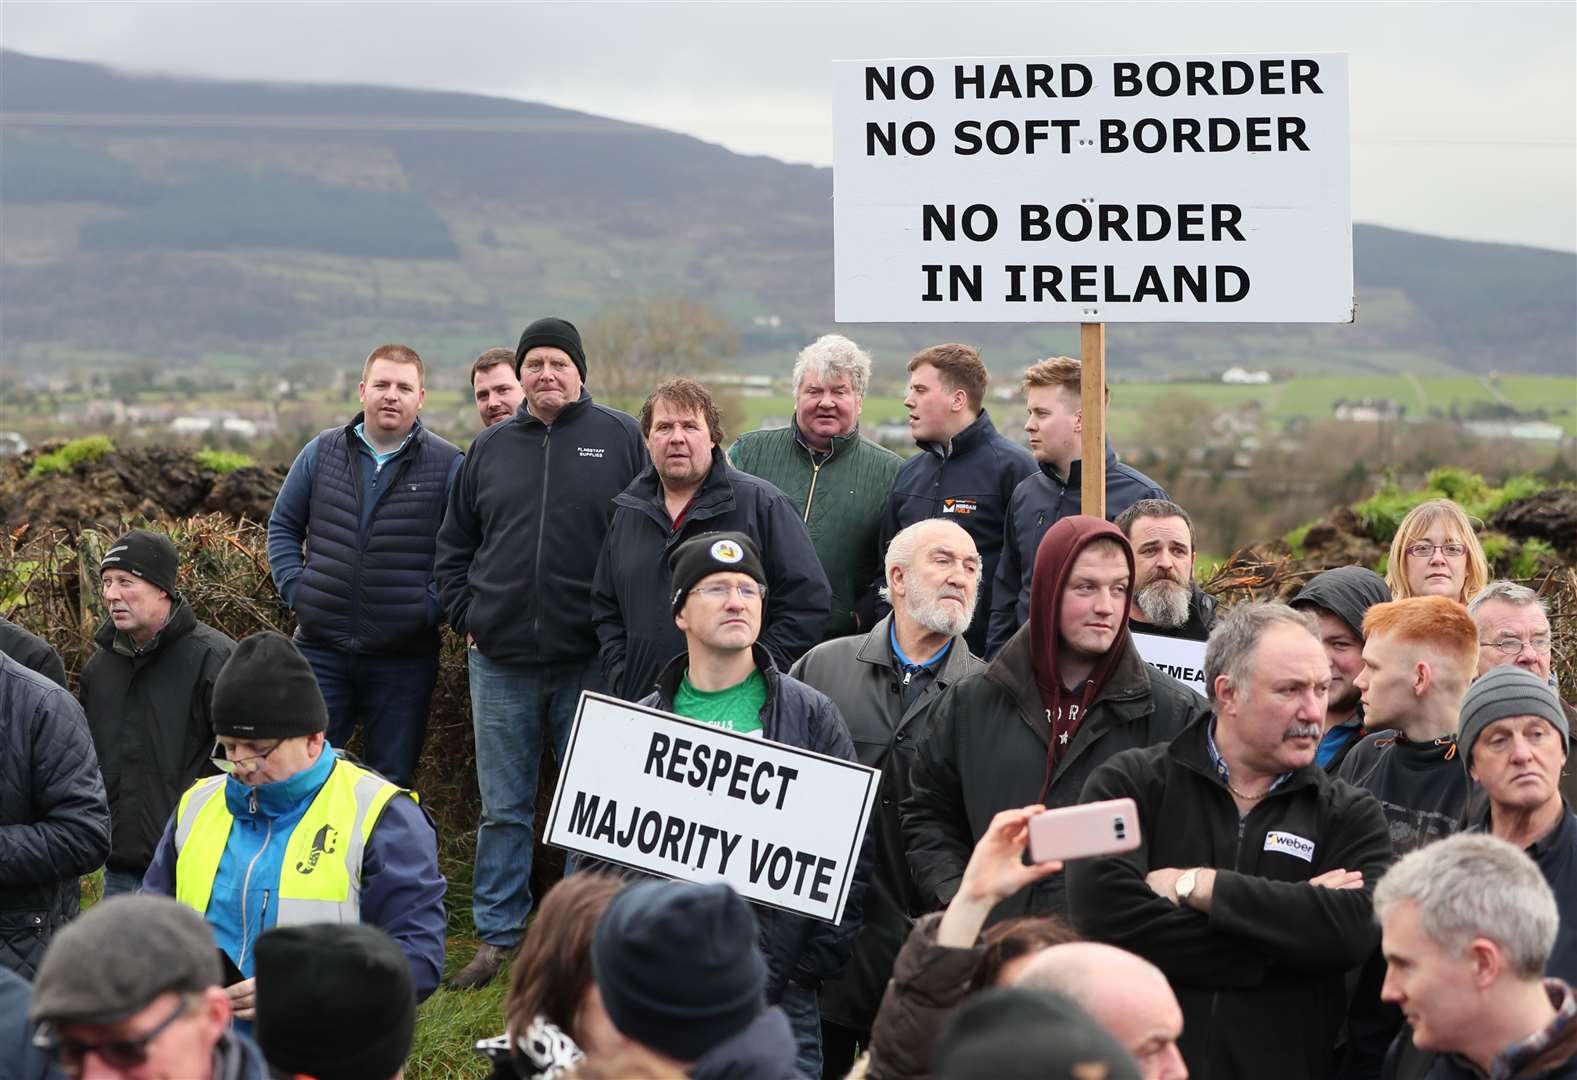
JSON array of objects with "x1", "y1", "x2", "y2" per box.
[{"x1": 1026, "y1": 798, "x2": 1142, "y2": 863}]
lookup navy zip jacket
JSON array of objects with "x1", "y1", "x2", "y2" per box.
[
  {"x1": 877, "y1": 410, "x2": 1035, "y2": 658},
  {"x1": 988, "y1": 442, "x2": 1168, "y2": 657},
  {"x1": 590, "y1": 448, "x2": 831, "y2": 701},
  {"x1": 268, "y1": 415, "x2": 462, "y2": 656},
  {"x1": 434, "y1": 392, "x2": 646, "y2": 667}
]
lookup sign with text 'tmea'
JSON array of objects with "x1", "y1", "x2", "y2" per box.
[
  {"x1": 833, "y1": 53, "x2": 1351, "y2": 323},
  {"x1": 546, "y1": 692, "x2": 879, "y2": 924}
]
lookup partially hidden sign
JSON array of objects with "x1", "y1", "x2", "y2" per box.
[
  {"x1": 1133, "y1": 631, "x2": 1209, "y2": 697},
  {"x1": 546, "y1": 691, "x2": 879, "y2": 924},
  {"x1": 833, "y1": 53, "x2": 1352, "y2": 323}
]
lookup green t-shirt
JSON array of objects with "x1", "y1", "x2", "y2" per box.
[{"x1": 674, "y1": 669, "x2": 767, "y2": 736}]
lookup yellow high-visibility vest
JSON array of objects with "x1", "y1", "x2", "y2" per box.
[{"x1": 172, "y1": 756, "x2": 408, "y2": 925}]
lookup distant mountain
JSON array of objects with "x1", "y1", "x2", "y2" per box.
[{"x1": 2, "y1": 49, "x2": 1572, "y2": 381}]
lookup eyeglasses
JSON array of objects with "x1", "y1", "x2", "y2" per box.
[
  {"x1": 690, "y1": 582, "x2": 766, "y2": 601},
  {"x1": 210, "y1": 739, "x2": 285, "y2": 774},
  {"x1": 33, "y1": 995, "x2": 192, "y2": 1073},
  {"x1": 1405, "y1": 541, "x2": 1468, "y2": 559},
  {"x1": 1481, "y1": 636, "x2": 1553, "y2": 655}
]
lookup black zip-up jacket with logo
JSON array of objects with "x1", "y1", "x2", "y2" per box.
[
  {"x1": 987, "y1": 442, "x2": 1168, "y2": 657},
  {"x1": 877, "y1": 410, "x2": 1035, "y2": 658},
  {"x1": 435, "y1": 392, "x2": 647, "y2": 666},
  {"x1": 1067, "y1": 715, "x2": 1395, "y2": 1080},
  {"x1": 902, "y1": 624, "x2": 1207, "y2": 919},
  {"x1": 590, "y1": 448, "x2": 831, "y2": 701}
]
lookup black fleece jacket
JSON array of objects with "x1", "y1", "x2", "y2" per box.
[
  {"x1": 78, "y1": 597, "x2": 233, "y2": 875},
  {"x1": 902, "y1": 625, "x2": 1207, "y2": 919},
  {"x1": 1068, "y1": 715, "x2": 1395, "y2": 1080},
  {"x1": 434, "y1": 391, "x2": 647, "y2": 666},
  {"x1": 590, "y1": 448, "x2": 830, "y2": 701}
]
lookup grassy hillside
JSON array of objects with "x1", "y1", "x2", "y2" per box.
[{"x1": 1, "y1": 49, "x2": 1574, "y2": 387}]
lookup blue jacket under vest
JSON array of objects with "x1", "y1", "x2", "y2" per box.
[
  {"x1": 268, "y1": 414, "x2": 462, "y2": 656},
  {"x1": 142, "y1": 745, "x2": 447, "y2": 1009}
]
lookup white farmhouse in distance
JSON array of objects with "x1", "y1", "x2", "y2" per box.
[{"x1": 1221, "y1": 367, "x2": 1272, "y2": 384}]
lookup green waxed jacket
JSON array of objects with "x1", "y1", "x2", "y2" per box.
[{"x1": 728, "y1": 420, "x2": 901, "y2": 638}]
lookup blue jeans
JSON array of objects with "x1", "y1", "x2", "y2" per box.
[
  {"x1": 296, "y1": 642, "x2": 438, "y2": 788},
  {"x1": 102, "y1": 869, "x2": 143, "y2": 898},
  {"x1": 469, "y1": 649, "x2": 599, "y2": 948},
  {"x1": 779, "y1": 982, "x2": 823, "y2": 1079}
]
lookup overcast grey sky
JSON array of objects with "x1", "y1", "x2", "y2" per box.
[{"x1": 4, "y1": 1, "x2": 1574, "y2": 252}]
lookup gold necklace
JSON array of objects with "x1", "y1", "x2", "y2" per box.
[{"x1": 1227, "y1": 781, "x2": 1271, "y2": 801}]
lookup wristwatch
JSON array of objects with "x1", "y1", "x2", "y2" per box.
[{"x1": 1176, "y1": 868, "x2": 1200, "y2": 905}]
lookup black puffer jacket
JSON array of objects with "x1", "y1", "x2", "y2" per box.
[
  {"x1": 590, "y1": 449, "x2": 831, "y2": 701},
  {"x1": 0, "y1": 654, "x2": 111, "y2": 979},
  {"x1": 78, "y1": 597, "x2": 234, "y2": 876},
  {"x1": 902, "y1": 625, "x2": 1208, "y2": 919},
  {"x1": 1068, "y1": 715, "x2": 1395, "y2": 1080}
]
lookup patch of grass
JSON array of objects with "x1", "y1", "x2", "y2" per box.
[
  {"x1": 1351, "y1": 469, "x2": 1549, "y2": 542},
  {"x1": 1510, "y1": 537, "x2": 1558, "y2": 579},
  {"x1": 1283, "y1": 522, "x2": 1314, "y2": 556},
  {"x1": 409, "y1": 958, "x2": 508, "y2": 1080},
  {"x1": 195, "y1": 448, "x2": 255, "y2": 473},
  {"x1": 30, "y1": 435, "x2": 114, "y2": 476}
]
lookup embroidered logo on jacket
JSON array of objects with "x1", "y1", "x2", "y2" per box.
[
  {"x1": 942, "y1": 497, "x2": 978, "y2": 515},
  {"x1": 1263, "y1": 830, "x2": 1316, "y2": 862},
  {"x1": 578, "y1": 446, "x2": 605, "y2": 458}
]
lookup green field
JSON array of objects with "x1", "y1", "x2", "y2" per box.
[{"x1": 730, "y1": 374, "x2": 1575, "y2": 441}]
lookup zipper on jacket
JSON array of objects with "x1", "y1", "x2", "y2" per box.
[
  {"x1": 532, "y1": 429, "x2": 552, "y2": 641},
  {"x1": 802, "y1": 461, "x2": 823, "y2": 523},
  {"x1": 237, "y1": 811, "x2": 273, "y2": 970}
]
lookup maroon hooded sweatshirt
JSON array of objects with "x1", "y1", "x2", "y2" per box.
[{"x1": 1028, "y1": 515, "x2": 1136, "y2": 795}]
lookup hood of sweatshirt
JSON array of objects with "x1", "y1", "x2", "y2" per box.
[
  {"x1": 1028, "y1": 516, "x2": 1135, "y2": 751},
  {"x1": 1290, "y1": 566, "x2": 1392, "y2": 638}
]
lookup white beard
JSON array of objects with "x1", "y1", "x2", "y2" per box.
[
  {"x1": 1136, "y1": 578, "x2": 1192, "y2": 629},
  {"x1": 904, "y1": 579, "x2": 977, "y2": 639}
]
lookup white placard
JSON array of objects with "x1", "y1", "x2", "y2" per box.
[
  {"x1": 546, "y1": 691, "x2": 879, "y2": 924},
  {"x1": 1133, "y1": 631, "x2": 1209, "y2": 696},
  {"x1": 833, "y1": 53, "x2": 1352, "y2": 322}
]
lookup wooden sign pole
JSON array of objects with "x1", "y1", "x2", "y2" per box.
[{"x1": 1079, "y1": 322, "x2": 1107, "y2": 518}]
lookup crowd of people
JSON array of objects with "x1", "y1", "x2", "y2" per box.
[{"x1": 1, "y1": 319, "x2": 1573, "y2": 1080}]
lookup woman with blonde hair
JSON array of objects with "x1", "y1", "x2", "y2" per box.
[{"x1": 1385, "y1": 498, "x2": 1489, "y2": 604}]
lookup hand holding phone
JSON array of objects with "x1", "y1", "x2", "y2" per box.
[{"x1": 1026, "y1": 798, "x2": 1142, "y2": 864}]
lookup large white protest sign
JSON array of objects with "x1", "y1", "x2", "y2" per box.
[
  {"x1": 1133, "y1": 632, "x2": 1209, "y2": 696},
  {"x1": 545, "y1": 692, "x2": 879, "y2": 924},
  {"x1": 833, "y1": 54, "x2": 1351, "y2": 323}
]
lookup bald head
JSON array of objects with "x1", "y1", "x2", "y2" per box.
[{"x1": 1016, "y1": 943, "x2": 1187, "y2": 1080}]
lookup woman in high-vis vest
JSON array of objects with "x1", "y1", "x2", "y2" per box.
[{"x1": 141, "y1": 631, "x2": 447, "y2": 1030}]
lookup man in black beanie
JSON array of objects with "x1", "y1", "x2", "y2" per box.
[
  {"x1": 435, "y1": 315, "x2": 648, "y2": 991},
  {"x1": 255, "y1": 923, "x2": 415, "y2": 1080},
  {"x1": 141, "y1": 631, "x2": 447, "y2": 1031},
  {"x1": 590, "y1": 880, "x2": 799, "y2": 1078},
  {"x1": 80, "y1": 526, "x2": 235, "y2": 897},
  {"x1": 587, "y1": 531, "x2": 867, "y2": 1078}
]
